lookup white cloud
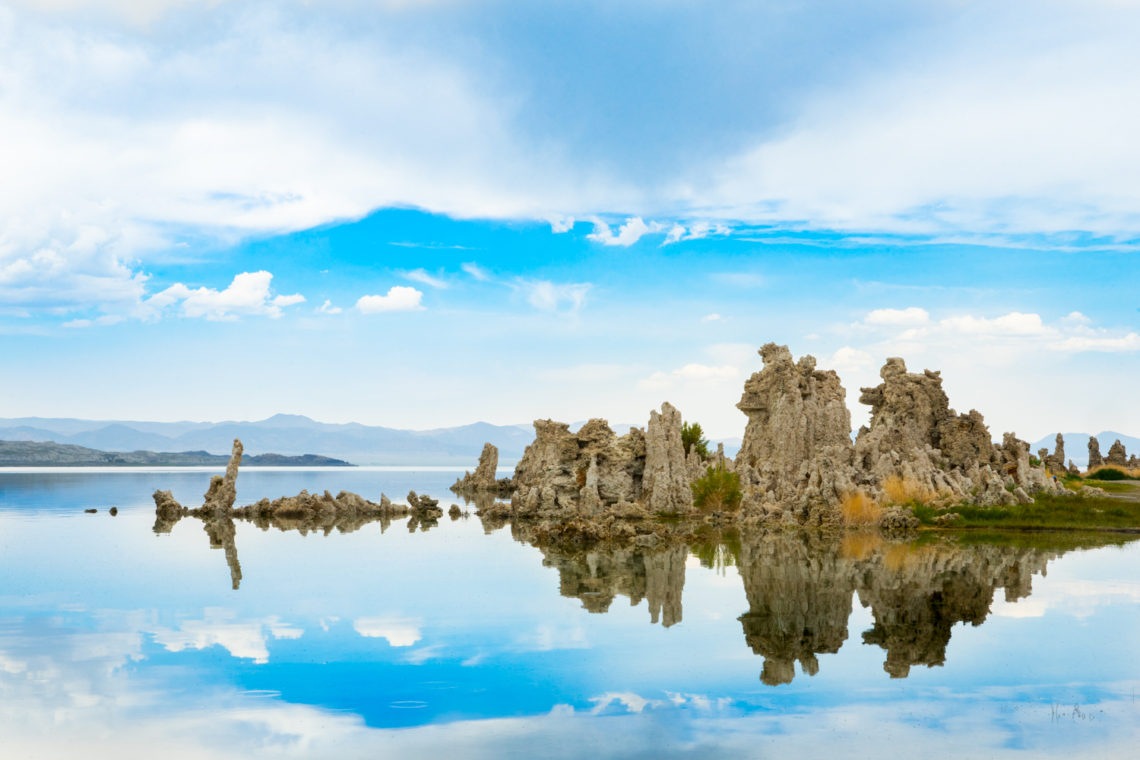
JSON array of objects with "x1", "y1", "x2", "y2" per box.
[
  {"x1": 461, "y1": 262, "x2": 491, "y2": 281},
  {"x1": 355, "y1": 285, "x2": 424, "y2": 313},
  {"x1": 700, "y1": 313, "x2": 721, "y2": 322},
  {"x1": 518, "y1": 279, "x2": 590, "y2": 314},
  {"x1": 148, "y1": 612, "x2": 301, "y2": 665},
  {"x1": 829, "y1": 346, "x2": 874, "y2": 374},
  {"x1": 317, "y1": 299, "x2": 342, "y2": 314},
  {"x1": 662, "y1": 221, "x2": 730, "y2": 245},
  {"x1": 352, "y1": 617, "x2": 422, "y2": 647},
  {"x1": 548, "y1": 215, "x2": 574, "y2": 233},
  {"x1": 586, "y1": 217, "x2": 664, "y2": 247},
  {"x1": 1054, "y1": 333, "x2": 1140, "y2": 352},
  {"x1": 638, "y1": 363, "x2": 739, "y2": 393},
  {"x1": 939, "y1": 312, "x2": 1046, "y2": 336},
  {"x1": 864, "y1": 307, "x2": 929, "y2": 326},
  {"x1": 403, "y1": 268, "x2": 449, "y2": 289},
  {"x1": 143, "y1": 270, "x2": 304, "y2": 321}
]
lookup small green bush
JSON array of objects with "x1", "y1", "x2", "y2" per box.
[
  {"x1": 681, "y1": 421, "x2": 711, "y2": 460},
  {"x1": 1029, "y1": 455, "x2": 1042, "y2": 467},
  {"x1": 691, "y1": 465, "x2": 742, "y2": 512},
  {"x1": 1092, "y1": 467, "x2": 1128, "y2": 480}
]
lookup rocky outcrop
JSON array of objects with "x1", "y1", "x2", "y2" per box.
[
  {"x1": 1107, "y1": 439, "x2": 1128, "y2": 467},
  {"x1": 642, "y1": 402, "x2": 695, "y2": 515},
  {"x1": 451, "y1": 443, "x2": 514, "y2": 496},
  {"x1": 511, "y1": 418, "x2": 648, "y2": 517},
  {"x1": 203, "y1": 439, "x2": 243, "y2": 516},
  {"x1": 734, "y1": 344, "x2": 855, "y2": 521},
  {"x1": 1088, "y1": 437, "x2": 1103, "y2": 469},
  {"x1": 854, "y1": 358, "x2": 1001, "y2": 504},
  {"x1": 1044, "y1": 433, "x2": 1066, "y2": 474},
  {"x1": 406, "y1": 491, "x2": 444, "y2": 531}
]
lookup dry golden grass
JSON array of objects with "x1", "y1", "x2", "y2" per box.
[
  {"x1": 881, "y1": 474, "x2": 937, "y2": 506},
  {"x1": 839, "y1": 490, "x2": 884, "y2": 526}
]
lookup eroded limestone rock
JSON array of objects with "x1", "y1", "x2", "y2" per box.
[
  {"x1": 1107, "y1": 439, "x2": 1128, "y2": 467},
  {"x1": 1088, "y1": 437, "x2": 1103, "y2": 469},
  {"x1": 203, "y1": 439, "x2": 243, "y2": 516},
  {"x1": 511, "y1": 418, "x2": 647, "y2": 517},
  {"x1": 451, "y1": 443, "x2": 514, "y2": 496},
  {"x1": 735, "y1": 344, "x2": 855, "y2": 521},
  {"x1": 642, "y1": 402, "x2": 695, "y2": 515}
]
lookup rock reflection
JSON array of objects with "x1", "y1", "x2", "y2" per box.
[
  {"x1": 509, "y1": 522, "x2": 689, "y2": 626},
  {"x1": 506, "y1": 522, "x2": 1129, "y2": 684},
  {"x1": 737, "y1": 532, "x2": 853, "y2": 685},
  {"x1": 736, "y1": 531, "x2": 1083, "y2": 683}
]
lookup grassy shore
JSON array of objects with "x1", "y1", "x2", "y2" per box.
[{"x1": 913, "y1": 477, "x2": 1140, "y2": 533}]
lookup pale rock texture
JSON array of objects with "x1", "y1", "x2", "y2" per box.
[
  {"x1": 203, "y1": 439, "x2": 243, "y2": 516},
  {"x1": 1107, "y1": 439, "x2": 1128, "y2": 467},
  {"x1": 734, "y1": 344, "x2": 855, "y2": 522},
  {"x1": 642, "y1": 402, "x2": 696, "y2": 514},
  {"x1": 1088, "y1": 437, "x2": 1103, "y2": 469},
  {"x1": 511, "y1": 418, "x2": 647, "y2": 516},
  {"x1": 451, "y1": 443, "x2": 514, "y2": 495}
]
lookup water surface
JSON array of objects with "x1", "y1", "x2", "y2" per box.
[{"x1": 2, "y1": 467, "x2": 1139, "y2": 758}]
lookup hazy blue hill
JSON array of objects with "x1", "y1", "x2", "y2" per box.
[
  {"x1": 0, "y1": 441, "x2": 350, "y2": 467},
  {"x1": 1029, "y1": 431, "x2": 1140, "y2": 467},
  {"x1": 66, "y1": 424, "x2": 184, "y2": 452},
  {"x1": 0, "y1": 415, "x2": 552, "y2": 465}
]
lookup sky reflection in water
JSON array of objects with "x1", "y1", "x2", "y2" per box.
[{"x1": 1, "y1": 468, "x2": 1139, "y2": 758}]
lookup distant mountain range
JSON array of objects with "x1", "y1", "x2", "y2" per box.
[
  {"x1": 1029, "y1": 431, "x2": 1140, "y2": 467},
  {"x1": 0, "y1": 440, "x2": 350, "y2": 467},
  {"x1": 0, "y1": 414, "x2": 744, "y2": 466}
]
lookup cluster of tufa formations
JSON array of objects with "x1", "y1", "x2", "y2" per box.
[{"x1": 453, "y1": 343, "x2": 1073, "y2": 529}]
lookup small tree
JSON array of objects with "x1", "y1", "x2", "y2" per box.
[
  {"x1": 691, "y1": 465, "x2": 742, "y2": 513},
  {"x1": 681, "y1": 421, "x2": 711, "y2": 460}
]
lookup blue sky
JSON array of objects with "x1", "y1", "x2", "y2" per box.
[{"x1": 1, "y1": 0, "x2": 1138, "y2": 439}]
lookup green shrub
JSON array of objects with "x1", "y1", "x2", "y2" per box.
[
  {"x1": 681, "y1": 421, "x2": 711, "y2": 459},
  {"x1": 1092, "y1": 467, "x2": 1128, "y2": 480},
  {"x1": 1029, "y1": 455, "x2": 1042, "y2": 467},
  {"x1": 691, "y1": 465, "x2": 742, "y2": 512}
]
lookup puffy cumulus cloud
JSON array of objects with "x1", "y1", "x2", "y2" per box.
[
  {"x1": 829, "y1": 346, "x2": 874, "y2": 374},
  {"x1": 352, "y1": 617, "x2": 422, "y2": 647},
  {"x1": 148, "y1": 612, "x2": 303, "y2": 665},
  {"x1": 142, "y1": 271, "x2": 304, "y2": 321},
  {"x1": 854, "y1": 308, "x2": 1139, "y2": 355},
  {"x1": 939, "y1": 312, "x2": 1046, "y2": 336},
  {"x1": 586, "y1": 217, "x2": 665, "y2": 247},
  {"x1": 317, "y1": 299, "x2": 342, "y2": 315},
  {"x1": 864, "y1": 307, "x2": 929, "y2": 326},
  {"x1": 548, "y1": 215, "x2": 575, "y2": 233},
  {"x1": 355, "y1": 285, "x2": 424, "y2": 314},
  {"x1": 517, "y1": 279, "x2": 591, "y2": 314}
]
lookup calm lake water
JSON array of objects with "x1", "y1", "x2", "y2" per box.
[{"x1": 2, "y1": 467, "x2": 1139, "y2": 758}]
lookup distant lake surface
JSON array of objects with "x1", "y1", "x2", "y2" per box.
[{"x1": 2, "y1": 468, "x2": 1139, "y2": 758}]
